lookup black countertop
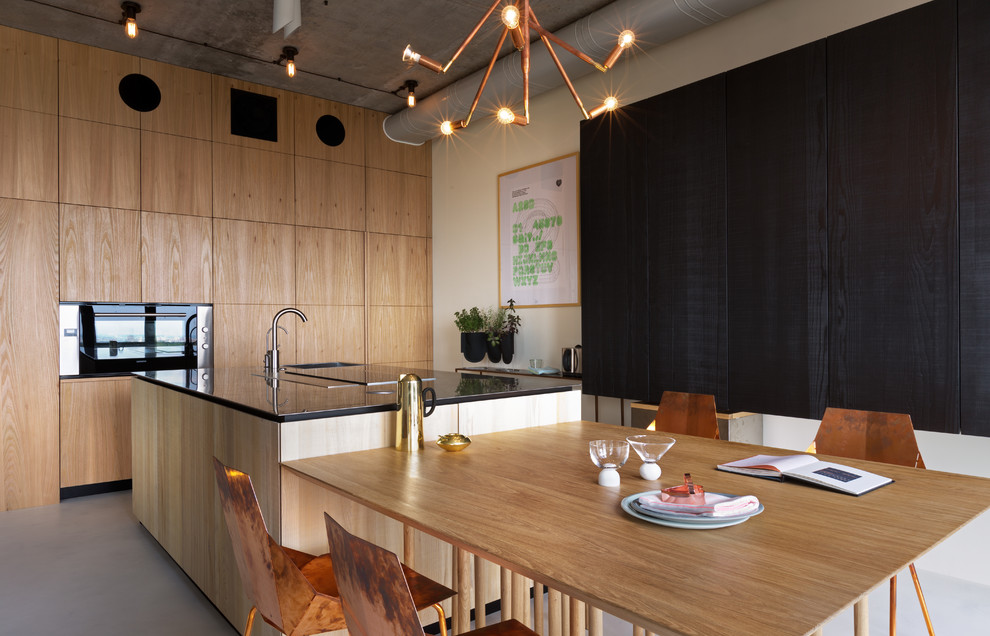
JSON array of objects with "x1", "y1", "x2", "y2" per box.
[{"x1": 133, "y1": 364, "x2": 581, "y2": 423}]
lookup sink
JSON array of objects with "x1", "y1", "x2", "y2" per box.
[
  {"x1": 251, "y1": 373, "x2": 353, "y2": 389},
  {"x1": 283, "y1": 362, "x2": 360, "y2": 369}
]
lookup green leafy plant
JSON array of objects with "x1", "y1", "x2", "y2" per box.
[
  {"x1": 483, "y1": 306, "x2": 507, "y2": 346},
  {"x1": 454, "y1": 307, "x2": 484, "y2": 332},
  {"x1": 504, "y1": 298, "x2": 521, "y2": 336},
  {"x1": 484, "y1": 300, "x2": 522, "y2": 347}
]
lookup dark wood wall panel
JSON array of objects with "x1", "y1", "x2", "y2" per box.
[
  {"x1": 826, "y1": 0, "x2": 958, "y2": 432},
  {"x1": 645, "y1": 77, "x2": 727, "y2": 409},
  {"x1": 959, "y1": 0, "x2": 990, "y2": 438},
  {"x1": 579, "y1": 109, "x2": 651, "y2": 399},
  {"x1": 725, "y1": 41, "x2": 828, "y2": 419}
]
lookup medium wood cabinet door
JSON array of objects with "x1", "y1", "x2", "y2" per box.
[
  {"x1": 579, "y1": 106, "x2": 651, "y2": 399},
  {"x1": 60, "y1": 377, "x2": 133, "y2": 488},
  {"x1": 959, "y1": 0, "x2": 990, "y2": 438},
  {"x1": 645, "y1": 76, "x2": 727, "y2": 409},
  {"x1": 826, "y1": 0, "x2": 958, "y2": 433},
  {"x1": 725, "y1": 41, "x2": 828, "y2": 419}
]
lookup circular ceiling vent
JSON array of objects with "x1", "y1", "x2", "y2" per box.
[
  {"x1": 316, "y1": 114, "x2": 346, "y2": 147},
  {"x1": 118, "y1": 74, "x2": 162, "y2": 112}
]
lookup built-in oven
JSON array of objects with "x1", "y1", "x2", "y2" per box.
[{"x1": 59, "y1": 303, "x2": 213, "y2": 377}]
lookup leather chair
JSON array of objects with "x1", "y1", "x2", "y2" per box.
[
  {"x1": 809, "y1": 408, "x2": 935, "y2": 636},
  {"x1": 213, "y1": 457, "x2": 455, "y2": 636},
  {"x1": 324, "y1": 511, "x2": 539, "y2": 636},
  {"x1": 650, "y1": 390, "x2": 720, "y2": 438}
]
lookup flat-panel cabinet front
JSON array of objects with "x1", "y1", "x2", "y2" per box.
[
  {"x1": 60, "y1": 377, "x2": 133, "y2": 488},
  {"x1": 826, "y1": 0, "x2": 958, "y2": 432}
]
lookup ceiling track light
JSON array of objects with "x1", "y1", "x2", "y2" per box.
[
  {"x1": 280, "y1": 46, "x2": 298, "y2": 77},
  {"x1": 121, "y1": 1, "x2": 141, "y2": 39},
  {"x1": 402, "y1": 80, "x2": 418, "y2": 108},
  {"x1": 401, "y1": 0, "x2": 632, "y2": 136}
]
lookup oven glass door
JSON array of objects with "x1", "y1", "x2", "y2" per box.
[{"x1": 78, "y1": 305, "x2": 198, "y2": 374}]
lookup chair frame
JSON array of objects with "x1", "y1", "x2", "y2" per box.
[
  {"x1": 213, "y1": 457, "x2": 452, "y2": 636},
  {"x1": 811, "y1": 408, "x2": 935, "y2": 636},
  {"x1": 651, "y1": 390, "x2": 720, "y2": 439}
]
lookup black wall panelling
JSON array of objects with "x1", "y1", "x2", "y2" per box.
[
  {"x1": 645, "y1": 76, "x2": 728, "y2": 409},
  {"x1": 579, "y1": 108, "x2": 651, "y2": 399},
  {"x1": 826, "y1": 0, "x2": 958, "y2": 433},
  {"x1": 725, "y1": 42, "x2": 828, "y2": 419},
  {"x1": 958, "y1": 0, "x2": 990, "y2": 438}
]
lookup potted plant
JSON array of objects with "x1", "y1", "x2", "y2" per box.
[
  {"x1": 483, "y1": 306, "x2": 508, "y2": 363},
  {"x1": 454, "y1": 307, "x2": 486, "y2": 363},
  {"x1": 500, "y1": 299, "x2": 521, "y2": 364}
]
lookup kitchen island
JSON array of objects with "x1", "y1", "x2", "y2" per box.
[{"x1": 131, "y1": 365, "x2": 581, "y2": 636}]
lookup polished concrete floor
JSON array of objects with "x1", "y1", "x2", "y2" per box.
[{"x1": 1, "y1": 490, "x2": 986, "y2": 635}]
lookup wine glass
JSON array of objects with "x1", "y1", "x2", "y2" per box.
[
  {"x1": 626, "y1": 435, "x2": 676, "y2": 480},
  {"x1": 589, "y1": 440, "x2": 630, "y2": 487}
]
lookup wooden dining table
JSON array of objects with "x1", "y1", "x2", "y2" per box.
[{"x1": 282, "y1": 420, "x2": 990, "y2": 636}]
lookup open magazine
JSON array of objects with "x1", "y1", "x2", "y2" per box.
[{"x1": 716, "y1": 454, "x2": 893, "y2": 496}]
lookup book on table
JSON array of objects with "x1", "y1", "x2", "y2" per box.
[{"x1": 716, "y1": 454, "x2": 893, "y2": 496}]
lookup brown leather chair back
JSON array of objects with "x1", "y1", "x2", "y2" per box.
[
  {"x1": 213, "y1": 457, "x2": 319, "y2": 633},
  {"x1": 653, "y1": 391, "x2": 719, "y2": 439},
  {"x1": 324, "y1": 512, "x2": 427, "y2": 636},
  {"x1": 812, "y1": 407, "x2": 925, "y2": 468}
]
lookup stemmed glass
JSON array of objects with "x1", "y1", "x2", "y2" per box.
[
  {"x1": 626, "y1": 435, "x2": 676, "y2": 480},
  {"x1": 589, "y1": 440, "x2": 630, "y2": 487}
]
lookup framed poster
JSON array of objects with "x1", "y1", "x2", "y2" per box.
[{"x1": 498, "y1": 153, "x2": 580, "y2": 307}]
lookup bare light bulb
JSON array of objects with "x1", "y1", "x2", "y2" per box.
[
  {"x1": 588, "y1": 96, "x2": 620, "y2": 119},
  {"x1": 501, "y1": 5, "x2": 520, "y2": 29},
  {"x1": 440, "y1": 120, "x2": 456, "y2": 136},
  {"x1": 618, "y1": 30, "x2": 635, "y2": 49},
  {"x1": 286, "y1": 59, "x2": 295, "y2": 77},
  {"x1": 496, "y1": 107, "x2": 516, "y2": 125},
  {"x1": 604, "y1": 29, "x2": 636, "y2": 68},
  {"x1": 125, "y1": 17, "x2": 138, "y2": 38}
]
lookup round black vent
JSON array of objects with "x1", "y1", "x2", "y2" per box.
[
  {"x1": 316, "y1": 114, "x2": 346, "y2": 147},
  {"x1": 118, "y1": 74, "x2": 162, "y2": 112}
]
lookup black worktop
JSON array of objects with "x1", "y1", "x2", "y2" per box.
[{"x1": 133, "y1": 364, "x2": 581, "y2": 423}]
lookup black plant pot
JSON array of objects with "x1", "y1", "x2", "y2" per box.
[
  {"x1": 500, "y1": 333, "x2": 515, "y2": 364},
  {"x1": 460, "y1": 332, "x2": 486, "y2": 363},
  {"x1": 486, "y1": 339, "x2": 502, "y2": 363}
]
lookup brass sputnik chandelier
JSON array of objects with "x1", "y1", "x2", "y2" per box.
[{"x1": 402, "y1": 0, "x2": 634, "y2": 136}]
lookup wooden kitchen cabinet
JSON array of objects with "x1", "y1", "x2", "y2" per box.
[
  {"x1": 0, "y1": 198, "x2": 59, "y2": 510},
  {"x1": 60, "y1": 377, "x2": 133, "y2": 488}
]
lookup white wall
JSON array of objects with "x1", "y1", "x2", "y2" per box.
[{"x1": 432, "y1": 0, "x2": 989, "y2": 586}]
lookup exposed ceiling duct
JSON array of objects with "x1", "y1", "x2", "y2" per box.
[{"x1": 383, "y1": 0, "x2": 770, "y2": 145}]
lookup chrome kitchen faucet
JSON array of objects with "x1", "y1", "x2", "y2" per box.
[{"x1": 265, "y1": 307, "x2": 307, "y2": 373}]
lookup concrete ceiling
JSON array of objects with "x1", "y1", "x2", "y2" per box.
[{"x1": 3, "y1": 0, "x2": 618, "y2": 114}]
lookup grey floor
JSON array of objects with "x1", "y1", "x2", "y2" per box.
[{"x1": 1, "y1": 490, "x2": 987, "y2": 635}]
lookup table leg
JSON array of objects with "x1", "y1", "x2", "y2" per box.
[
  {"x1": 403, "y1": 524, "x2": 415, "y2": 568},
  {"x1": 501, "y1": 566, "x2": 512, "y2": 620},
  {"x1": 569, "y1": 597, "x2": 585, "y2": 636},
  {"x1": 562, "y1": 593, "x2": 571, "y2": 635},
  {"x1": 512, "y1": 572, "x2": 526, "y2": 627},
  {"x1": 534, "y1": 582, "x2": 545, "y2": 635},
  {"x1": 474, "y1": 557, "x2": 486, "y2": 629},
  {"x1": 854, "y1": 597, "x2": 869, "y2": 636},
  {"x1": 455, "y1": 548, "x2": 472, "y2": 634},
  {"x1": 589, "y1": 607, "x2": 603, "y2": 636}
]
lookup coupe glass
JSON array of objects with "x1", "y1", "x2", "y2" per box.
[
  {"x1": 589, "y1": 439, "x2": 629, "y2": 487},
  {"x1": 626, "y1": 435, "x2": 676, "y2": 480}
]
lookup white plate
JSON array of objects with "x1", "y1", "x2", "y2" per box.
[{"x1": 620, "y1": 491, "x2": 763, "y2": 530}]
